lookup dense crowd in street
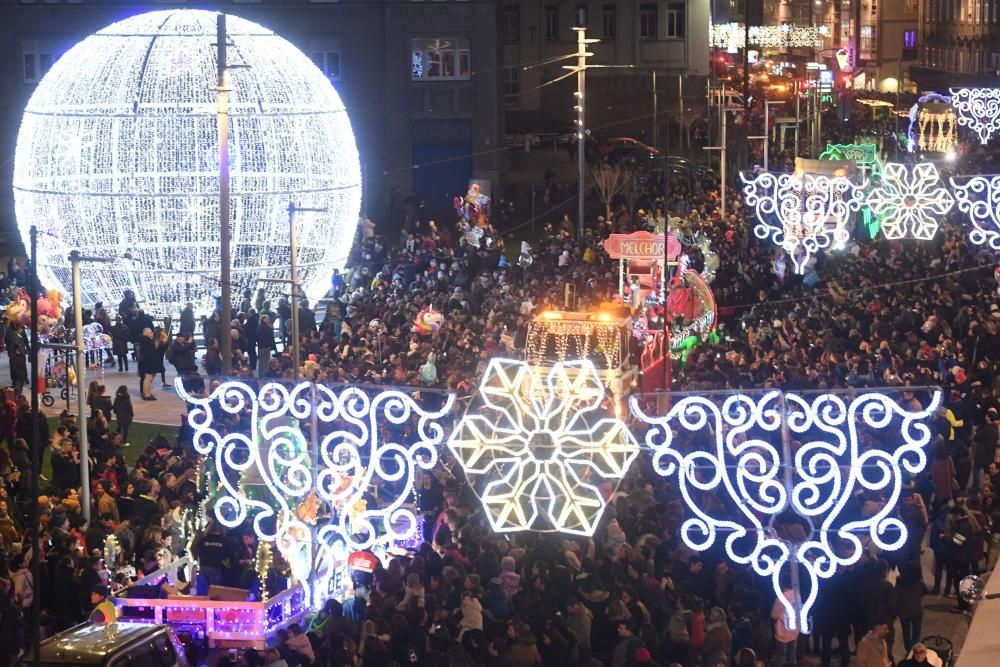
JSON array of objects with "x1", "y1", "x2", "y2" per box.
[{"x1": 0, "y1": 99, "x2": 998, "y2": 667}]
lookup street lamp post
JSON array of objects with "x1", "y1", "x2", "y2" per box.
[
  {"x1": 748, "y1": 100, "x2": 785, "y2": 172},
  {"x1": 69, "y1": 250, "x2": 114, "y2": 524},
  {"x1": 705, "y1": 105, "x2": 728, "y2": 220},
  {"x1": 286, "y1": 202, "x2": 326, "y2": 381},
  {"x1": 216, "y1": 13, "x2": 233, "y2": 376}
]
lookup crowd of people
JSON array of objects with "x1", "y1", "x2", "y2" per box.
[{"x1": 0, "y1": 92, "x2": 997, "y2": 667}]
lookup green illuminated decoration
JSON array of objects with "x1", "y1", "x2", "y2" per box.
[
  {"x1": 818, "y1": 142, "x2": 885, "y2": 178},
  {"x1": 820, "y1": 142, "x2": 886, "y2": 238}
]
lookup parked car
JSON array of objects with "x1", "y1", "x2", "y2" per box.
[
  {"x1": 19, "y1": 622, "x2": 189, "y2": 667},
  {"x1": 503, "y1": 128, "x2": 541, "y2": 147},
  {"x1": 599, "y1": 137, "x2": 661, "y2": 164}
]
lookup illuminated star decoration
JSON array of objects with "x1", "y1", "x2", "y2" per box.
[
  {"x1": 949, "y1": 88, "x2": 1000, "y2": 145},
  {"x1": 631, "y1": 389, "x2": 941, "y2": 633},
  {"x1": 867, "y1": 163, "x2": 954, "y2": 241},
  {"x1": 177, "y1": 379, "x2": 453, "y2": 607},
  {"x1": 448, "y1": 359, "x2": 639, "y2": 536},
  {"x1": 950, "y1": 175, "x2": 1000, "y2": 250},
  {"x1": 741, "y1": 172, "x2": 866, "y2": 274}
]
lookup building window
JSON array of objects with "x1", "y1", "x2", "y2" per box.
[
  {"x1": 22, "y1": 41, "x2": 55, "y2": 84},
  {"x1": 503, "y1": 67, "x2": 520, "y2": 104},
  {"x1": 602, "y1": 3, "x2": 616, "y2": 38},
  {"x1": 411, "y1": 37, "x2": 471, "y2": 80},
  {"x1": 639, "y1": 3, "x2": 658, "y2": 39},
  {"x1": 503, "y1": 5, "x2": 520, "y2": 42},
  {"x1": 665, "y1": 3, "x2": 685, "y2": 38},
  {"x1": 311, "y1": 50, "x2": 342, "y2": 81},
  {"x1": 903, "y1": 29, "x2": 916, "y2": 49},
  {"x1": 545, "y1": 5, "x2": 559, "y2": 40}
]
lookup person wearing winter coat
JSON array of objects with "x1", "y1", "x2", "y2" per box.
[
  {"x1": 895, "y1": 561, "x2": 927, "y2": 653},
  {"x1": 704, "y1": 606, "x2": 733, "y2": 667},
  {"x1": 111, "y1": 386, "x2": 133, "y2": 442},
  {"x1": 499, "y1": 555, "x2": 520, "y2": 600},
  {"x1": 458, "y1": 590, "x2": 484, "y2": 638},
  {"x1": 566, "y1": 596, "x2": 594, "y2": 653}
]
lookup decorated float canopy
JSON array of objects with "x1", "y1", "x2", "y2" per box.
[{"x1": 13, "y1": 9, "x2": 362, "y2": 317}]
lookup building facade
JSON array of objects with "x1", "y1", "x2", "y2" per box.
[
  {"x1": 502, "y1": 0, "x2": 709, "y2": 143},
  {"x1": 0, "y1": 0, "x2": 502, "y2": 247},
  {"x1": 911, "y1": 0, "x2": 1000, "y2": 89}
]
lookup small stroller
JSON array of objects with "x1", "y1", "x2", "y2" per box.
[{"x1": 920, "y1": 635, "x2": 954, "y2": 667}]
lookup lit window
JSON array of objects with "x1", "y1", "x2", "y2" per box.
[{"x1": 411, "y1": 37, "x2": 471, "y2": 80}]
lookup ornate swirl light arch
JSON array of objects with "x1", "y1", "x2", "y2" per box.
[
  {"x1": 950, "y1": 88, "x2": 1000, "y2": 145},
  {"x1": 950, "y1": 175, "x2": 1000, "y2": 249},
  {"x1": 741, "y1": 172, "x2": 866, "y2": 273},
  {"x1": 178, "y1": 378, "x2": 454, "y2": 607},
  {"x1": 630, "y1": 389, "x2": 941, "y2": 633}
]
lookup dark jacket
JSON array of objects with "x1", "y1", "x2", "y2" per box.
[
  {"x1": 257, "y1": 323, "x2": 276, "y2": 351},
  {"x1": 138, "y1": 335, "x2": 157, "y2": 374},
  {"x1": 111, "y1": 324, "x2": 130, "y2": 356},
  {"x1": 179, "y1": 306, "x2": 196, "y2": 336},
  {"x1": 112, "y1": 394, "x2": 134, "y2": 424}
]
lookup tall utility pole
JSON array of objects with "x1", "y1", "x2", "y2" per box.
[
  {"x1": 217, "y1": 13, "x2": 233, "y2": 376},
  {"x1": 705, "y1": 111, "x2": 728, "y2": 221},
  {"x1": 572, "y1": 25, "x2": 594, "y2": 244},
  {"x1": 286, "y1": 202, "x2": 327, "y2": 381},
  {"x1": 69, "y1": 251, "x2": 114, "y2": 524},
  {"x1": 28, "y1": 226, "x2": 39, "y2": 667}
]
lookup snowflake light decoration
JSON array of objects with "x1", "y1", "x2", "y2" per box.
[
  {"x1": 448, "y1": 359, "x2": 639, "y2": 536},
  {"x1": 13, "y1": 10, "x2": 362, "y2": 317},
  {"x1": 949, "y1": 88, "x2": 1000, "y2": 145},
  {"x1": 631, "y1": 389, "x2": 941, "y2": 633},
  {"x1": 867, "y1": 163, "x2": 954, "y2": 240},
  {"x1": 741, "y1": 172, "x2": 865, "y2": 274},
  {"x1": 950, "y1": 175, "x2": 1000, "y2": 249},
  {"x1": 177, "y1": 379, "x2": 453, "y2": 607}
]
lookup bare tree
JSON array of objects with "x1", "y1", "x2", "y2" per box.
[
  {"x1": 590, "y1": 164, "x2": 632, "y2": 222},
  {"x1": 622, "y1": 174, "x2": 641, "y2": 221}
]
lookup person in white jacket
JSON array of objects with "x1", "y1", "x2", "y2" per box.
[{"x1": 458, "y1": 590, "x2": 483, "y2": 638}]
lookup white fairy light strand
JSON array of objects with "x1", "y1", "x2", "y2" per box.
[
  {"x1": 710, "y1": 23, "x2": 829, "y2": 50},
  {"x1": 867, "y1": 163, "x2": 954, "y2": 241},
  {"x1": 14, "y1": 9, "x2": 362, "y2": 317},
  {"x1": 950, "y1": 175, "x2": 1000, "y2": 250},
  {"x1": 448, "y1": 359, "x2": 639, "y2": 536},
  {"x1": 949, "y1": 88, "x2": 1000, "y2": 145},
  {"x1": 176, "y1": 378, "x2": 453, "y2": 607},
  {"x1": 630, "y1": 389, "x2": 941, "y2": 634},
  {"x1": 741, "y1": 172, "x2": 866, "y2": 274}
]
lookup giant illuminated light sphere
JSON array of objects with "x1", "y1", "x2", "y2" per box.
[{"x1": 13, "y1": 10, "x2": 362, "y2": 316}]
